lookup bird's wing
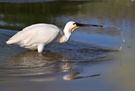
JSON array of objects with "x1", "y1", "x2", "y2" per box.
[{"x1": 6, "y1": 24, "x2": 60, "y2": 47}]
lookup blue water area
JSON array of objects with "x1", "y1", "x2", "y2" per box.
[{"x1": 0, "y1": 1, "x2": 135, "y2": 91}]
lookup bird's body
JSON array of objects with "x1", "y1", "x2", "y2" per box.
[
  {"x1": 7, "y1": 23, "x2": 63, "y2": 53},
  {"x1": 6, "y1": 21, "x2": 77, "y2": 53},
  {"x1": 6, "y1": 21, "x2": 103, "y2": 53}
]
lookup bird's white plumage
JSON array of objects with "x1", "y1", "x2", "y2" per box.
[
  {"x1": 7, "y1": 24, "x2": 60, "y2": 52},
  {"x1": 6, "y1": 21, "x2": 77, "y2": 53},
  {"x1": 6, "y1": 21, "x2": 103, "y2": 53}
]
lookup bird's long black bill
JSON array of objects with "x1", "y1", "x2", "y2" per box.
[{"x1": 75, "y1": 23, "x2": 103, "y2": 27}]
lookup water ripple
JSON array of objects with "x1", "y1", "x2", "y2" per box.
[{"x1": 0, "y1": 30, "x2": 119, "y2": 78}]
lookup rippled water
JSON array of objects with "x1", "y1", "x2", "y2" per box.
[
  {"x1": 0, "y1": 29, "x2": 118, "y2": 77},
  {"x1": 0, "y1": 1, "x2": 135, "y2": 91}
]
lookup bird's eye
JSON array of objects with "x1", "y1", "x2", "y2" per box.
[{"x1": 73, "y1": 23, "x2": 76, "y2": 25}]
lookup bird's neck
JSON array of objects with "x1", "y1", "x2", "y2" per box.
[{"x1": 60, "y1": 28, "x2": 71, "y2": 43}]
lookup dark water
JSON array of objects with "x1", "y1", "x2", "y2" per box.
[{"x1": 0, "y1": 1, "x2": 135, "y2": 91}]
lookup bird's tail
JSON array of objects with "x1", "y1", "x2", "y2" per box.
[{"x1": 6, "y1": 40, "x2": 14, "y2": 44}]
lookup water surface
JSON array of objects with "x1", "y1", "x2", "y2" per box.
[{"x1": 0, "y1": 1, "x2": 135, "y2": 91}]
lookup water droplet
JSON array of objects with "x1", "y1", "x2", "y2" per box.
[
  {"x1": 123, "y1": 39, "x2": 125, "y2": 42},
  {"x1": 119, "y1": 45, "x2": 123, "y2": 50},
  {"x1": 103, "y1": 25, "x2": 125, "y2": 50}
]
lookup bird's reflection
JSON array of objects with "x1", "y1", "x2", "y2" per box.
[
  {"x1": 60, "y1": 63, "x2": 72, "y2": 72},
  {"x1": 8, "y1": 51, "x2": 62, "y2": 67},
  {"x1": 63, "y1": 73, "x2": 101, "y2": 80},
  {"x1": 2, "y1": 41, "x2": 118, "y2": 80},
  {"x1": 4, "y1": 50, "x2": 72, "y2": 76},
  {"x1": 30, "y1": 72, "x2": 101, "y2": 82}
]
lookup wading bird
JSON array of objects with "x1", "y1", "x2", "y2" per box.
[{"x1": 6, "y1": 21, "x2": 103, "y2": 53}]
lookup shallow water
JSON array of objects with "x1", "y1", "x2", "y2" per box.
[{"x1": 0, "y1": 1, "x2": 135, "y2": 91}]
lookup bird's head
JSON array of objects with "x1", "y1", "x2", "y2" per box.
[
  {"x1": 64, "y1": 21, "x2": 104, "y2": 34},
  {"x1": 61, "y1": 21, "x2": 103, "y2": 43}
]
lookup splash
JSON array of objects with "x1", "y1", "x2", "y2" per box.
[{"x1": 103, "y1": 25, "x2": 125, "y2": 50}]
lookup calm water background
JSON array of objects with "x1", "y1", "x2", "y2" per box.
[{"x1": 0, "y1": 1, "x2": 135, "y2": 91}]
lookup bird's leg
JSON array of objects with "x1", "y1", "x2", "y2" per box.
[{"x1": 38, "y1": 44, "x2": 45, "y2": 53}]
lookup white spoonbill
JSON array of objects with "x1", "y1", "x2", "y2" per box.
[{"x1": 6, "y1": 21, "x2": 103, "y2": 53}]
